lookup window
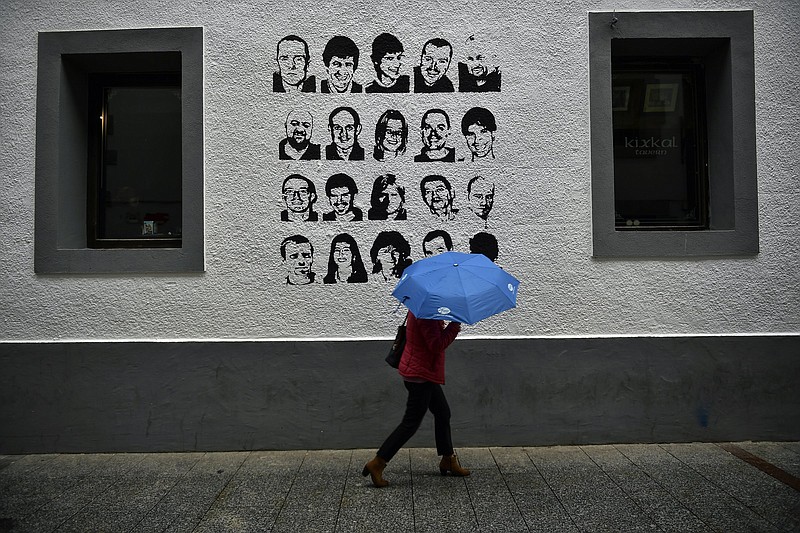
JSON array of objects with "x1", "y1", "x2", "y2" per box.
[
  {"x1": 589, "y1": 11, "x2": 758, "y2": 257},
  {"x1": 35, "y1": 28, "x2": 204, "y2": 273}
]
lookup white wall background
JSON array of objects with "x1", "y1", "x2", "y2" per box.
[{"x1": 1, "y1": 0, "x2": 798, "y2": 341}]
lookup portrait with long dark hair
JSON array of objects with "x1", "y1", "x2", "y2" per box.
[{"x1": 323, "y1": 233, "x2": 368, "y2": 283}]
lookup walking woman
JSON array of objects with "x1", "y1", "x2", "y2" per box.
[{"x1": 362, "y1": 312, "x2": 470, "y2": 487}]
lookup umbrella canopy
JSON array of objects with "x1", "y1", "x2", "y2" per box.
[{"x1": 392, "y1": 251, "x2": 520, "y2": 325}]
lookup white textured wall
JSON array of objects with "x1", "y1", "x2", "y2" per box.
[{"x1": 1, "y1": 0, "x2": 798, "y2": 341}]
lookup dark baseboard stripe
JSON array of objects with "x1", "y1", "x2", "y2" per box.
[{"x1": 718, "y1": 443, "x2": 800, "y2": 492}]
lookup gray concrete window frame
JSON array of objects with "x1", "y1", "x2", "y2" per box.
[
  {"x1": 35, "y1": 27, "x2": 204, "y2": 273},
  {"x1": 589, "y1": 11, "x2": 758, "y2": 258}
]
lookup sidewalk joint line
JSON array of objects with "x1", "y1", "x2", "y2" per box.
[{"x1": 488, "y1": 447, "x2": 532, "y2": 533}]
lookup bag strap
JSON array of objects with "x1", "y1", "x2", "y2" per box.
[{"x1": 401, "y1": 312, "x2": 408, "y2": 326}]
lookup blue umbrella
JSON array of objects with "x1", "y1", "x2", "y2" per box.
[{"x1": 392, "y1": 251, "x2": 520, "y2": 325}]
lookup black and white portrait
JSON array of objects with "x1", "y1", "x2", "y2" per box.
[
  {"x1": 458, "y1": 34, "x2": 501, "y2": 92},
  {"x1": 422, "y1": 230, "x2": 454, "y2": 257},
  {"x1": 466, "y1": 175, "x2": 495, "y2": 226},
  {"x1": 373, "y1": 109, "x2": 408, "y2": 162},
  {"x1": 279, "y1": 110, "x2": 321, "y2": 160},
  {"x1": 370, "y1": 231, "x2": 413, "y2": 282},
  {"x1": 323, "y1": 173, "x2": 362, "y2": 221},
  {"x1": 323, "y1": 233, "x2": 368, "y2": 284},
  {"x1": 368, "y1": 174, "x2": 407, "y2": 220},
  {"x1": 461, "y1": 107, "x2": 496, "y2": 161},
  {"x1": 365, "y1": 33, "x2": 409, "y2": 93},
  {"x1": 326, "y1": 107, "x2": 364, "y2": 161},
  {"x1": 421, "y1": 174, "x2": 458, "y2": 222},
  {"x1": 274, "y1": 35, "x2": 316, "y2": 93},
  {"x1": 281, "y1": 234, "x2": 317, "y2": 285},
  {"x1": 281, "y1": 174, "x2": 319, "y2": 222},
  {"x1": 414, "y1": 108, "x2": 455, "y2": 162},
  {"x1": 413, "y1": 38, "x2": 454, "y2": 93},
  {"x1": 469, "y1": 231, "x2": 498, "y2": 262},
  {"x1": 321, "y1": 36, "x2": 362, "y2": 94}
]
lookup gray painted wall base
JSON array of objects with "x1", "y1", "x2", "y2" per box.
[{"x1": 1, "y1": 336, "x2": 798, "y2": 454}]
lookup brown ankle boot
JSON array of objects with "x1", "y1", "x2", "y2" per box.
[
  {"x1": 439, "y1": 453, "x2": 471, "y2": 476},
  {"x1": 362, "y1": 456, "x2": 389, "y2": 487}
]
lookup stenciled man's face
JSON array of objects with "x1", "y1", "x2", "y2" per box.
[
  {"x1": 465, "y1": 123, "x2": 495, "y2": 158},
  {"x1": 277, "y1": 40, "x2": 308, "y2": 86},
  {"x1": 468, "y1": 178, "x2": 495, "y2": 219},
  {"x1": 285, "y1": 111, "x2": 313, "y2": 150},
  {"x1": 422, "y1": 112, "x2": 449, "y2": 151},
  {"x1": 420, "y1": 43, "x2": 451, "y2": 86},
  {"x1": 423, "y1": 236, "x2": 449, "y2": 257},
  {"x1": 327, "y1": 55, "x2": 355, "y2": 92},
  {"x1": 329, "y1": 110, "x2": 360, "y2": 151},
  {"x1": 328, "y1": 186, "x2": 354, "y2": 216},
  {"x1": 284, "y1": 241, "x2": 313, "y2": 283},
  {"x1": 465, "y1": 42, "x2": 490, "y2": 80},
  {"x1": 422, "y1": 180, "x2": 453, "y2": 214},
  {"x1": 282, "y1": 177, "x2": 315, "y2": 214},
  {"x1": 378, "y1": 51, "x2": 404, "y2": 82},
  {"x1": 381, "y1": 118, "x2": 404, "y2": 153}
]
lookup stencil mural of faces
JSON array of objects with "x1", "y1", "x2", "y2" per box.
[
  {"x1": 368, "y1": 174, "x2": 407, "y2": 220},
  {"x1": 414, "y1": 109, "x2": 454, "y2": 162},
  {"x1": 365, "y1": 33, "x2": 409, "y2": 93},
  {"x1": 281, "y1": 235, "x2": 317, "y2": 284},
  {"x1": 280, "y1": 110, "x2": 320, "y2": 160},
  {"x1": 469, "y1": 231, "x2": 499, "y2": 262},
  {"x1": 324, "y1": 233, "x2": 368, "y2": 283},
  {"x1": 323, "y1": 173, "x2": 362, "y2": 221},
  {"x1": 414, "y1": 38, "x2": 454, "y2": 93},
  {"x1": 467, "y1": 175, "x2": 495, "y2": 226},
  {"x1": 274, "y1": 35, "x2": 315, "y2": 92},
  {"x1": 458, "y1": 34, "x2": 501, "y2": 92},
  {"x1": 327, "y1": 107, "x2": 364, "y2": 160},
  {"x1": 321, "y1": 36, "x2": 362, "y2": 93},
  {"x1": 422, "y1": 230, "x2": 453, "y2": 257},
  {"x1": 281, "y1": 174, "x2": 319, "y2": 222},
  {"x1": 373, "y1": 109, "x2": 408, "y2": 161},
  {"x1": 461, "y1": 107, "x2": 497, "y2": 161},
  {"x1": 370, "y1": 231, "x2": 413, "y2": 282},
  {"x1": 421, "y1": 175, "x2": 458, "y2": 222}
]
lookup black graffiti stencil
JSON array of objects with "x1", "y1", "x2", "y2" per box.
[
  {"x1": 281, "y1": 234, "x2": 317, "y2": 285},
  {"x1": 323, "y1": 173, "x2": 363, "y2": 221},
  {"x1": 421, "y1": 174, "x2": 458, "y2": 222},
  {"x1": 414, "y1": 38, "x2": 455, "y2": 93},
  {"x1": 274, "y1": 35, "x2": 316, "y2": 92},
  {"x1": 466, "y1": 175, "x2": 495, "y2": 227},
  {"x1": 370, "y1": 231, "x2": 413, "y2": 282},
  {"x1": 414, "y1": 109, "x2": 455, "y2": 162},
  {"x1": 324, "y1": 233, "x2": 368, "y2": 283},
  {"x1": 422, "y1": 230, "x2": 453, "y2": 257},
  {"x1": 281, "y1": 174, "x2": 319, "y2": 222},
  {"x1": 460, "y1": 107, "x2": 497, "y2": 161},
  {"x1": 458, "y1": 34, "x2": 501, "y2": 92},
  {"x1": 373, "y1": 109, "x2": 408, "y2": 161},
  {"x1": 469, "y1": 231, "x2": 499, "y2": 262},
  {"x1": 280, "y1": 110, "x2": 321, "y2": 160},
  {"x1": 368, "y1": 174, "x2": 407, "y2": 220},
  {"x1": 326, "y1": 107, "x2": 365, "y2": 160},
  {"x1": 321, "y1": 36, "x2": 362, "y2": 93},
  {"x1": 365, "y1": 33, "x2": 410, "y2": 93}
]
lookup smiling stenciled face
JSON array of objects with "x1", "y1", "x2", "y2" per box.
[
  {"x1": 282, "y1": 177, "x2": 315, "y2": 213},
  {"x1": 277, "y1": 39, "x2": 308, "y2": 86},
  {"x1": 378, "y1": 51, "x2": 404, "y2": 82},
  {"x1": 465, "y1": 123, "x2": 494, "y2": 158},
  {"x1": 380, "y1": 184, "x2": 403, "y2": 214},
  {"x1": 420, "y1": 43, "x2": 451, "y2": 86},
  {"x1": 381, "y1": 118, "x2": 404, "y2": 153},
  {"x1": 328, "y1": 186, "x2": 354, "y2": 216},
  {"x1": 333, "y1": 241, "x2": 353, "y2": 267},
  {"x1": 422, "y1": 112, "x2": 449, "y2": 150},
  {"x1": 329, "y1": 109, "x2": 360, "y2": 150},
  {"x1": 327, "y1": 55, "x2": 355, "y2": 92},
  {"x1": 464, "y1": 40, "x2": 491, "y2": 80},
  {"x1": 376, "y1": 245, "x2": 398, "y2": 272},
  {"x1": 285, "y1": 111, "x2": 313, "y2": 149},
  {"x1": 422, "y1": 180, "x2": 452, "y2": 213}
]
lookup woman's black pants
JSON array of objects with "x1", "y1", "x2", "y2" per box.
[{"x1": 377, "y1": 380, "x2": 453, "y2": 461}]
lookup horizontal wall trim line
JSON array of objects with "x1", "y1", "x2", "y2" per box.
[{"x1": 1, "y1": 332, "x2": 798, "y2": 344}]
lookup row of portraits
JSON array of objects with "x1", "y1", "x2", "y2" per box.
[
  {"x1": 274, "y1": 33, "x2": 501, "y2": 94},
  {"x1": 279, "y1": 106, "x2": 497, "y2": 163},
  {"x1": 281, "y1": 231, "x2": 500, "y2": 285},
  {"x1": 280, "y1": 173, "x2": 495, "y2": 225}
]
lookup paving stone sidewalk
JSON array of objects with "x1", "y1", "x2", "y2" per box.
[{"x1": 1, "y1": 442, "x2": 798, "y2": 532}]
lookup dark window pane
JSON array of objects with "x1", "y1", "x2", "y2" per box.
[{"x1": 612, "y1": 61, "x2": 708, "y2": 229}]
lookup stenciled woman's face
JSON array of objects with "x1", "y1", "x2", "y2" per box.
[
  {"x1": 381, "y1": 119, "x2": 404, "y2": 153},
  {"x1": 376, "y1": 245, "x2": 398, "y2": 272},
  {"x1": 381, "y1": 185, "x2": 403, "y2": 214},
  {"x1": 333, "y1": 241, "x2": 353, "y2": 267}
]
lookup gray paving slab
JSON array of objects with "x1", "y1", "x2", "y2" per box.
[
  {"x1": 738, "y1": 441, "x2": 800, "y2": 479},
  {"x1": 410, "y1": 447, "x2": 479, "y2": 533},
  {"x1": 491, "y1": 447, "x2": 579, "y2": 533},
  {"x1": 527, "y1": 445, "x2": 662, "y2": 532},
  {"x1": 665, "y1": 442, "x2": 800, "y2": 532},
  {"x1": 618, "y1": 444, "x2": 779, "y2": 532},
  {"x1": 583, "y1": 445, "x2": 708, "y2": 532}
]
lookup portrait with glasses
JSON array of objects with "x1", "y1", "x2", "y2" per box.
[{"x1": 281, "y1": 174, "x2": 318, "y2": 222}]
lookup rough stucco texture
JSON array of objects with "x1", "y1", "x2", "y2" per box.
[{"x1": 0, "y1": 0, "x2": 798, "y2": 341}]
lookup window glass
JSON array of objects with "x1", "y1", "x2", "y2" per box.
[
  {"x1": 612, "y1": 61, "x2": 707, "y2": 229},
  {"x1": 89, "y1": 73, "x2": 182, "y2": 247}
]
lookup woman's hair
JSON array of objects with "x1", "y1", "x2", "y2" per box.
[
  {"x1": 373, "y1": 109, "x2": 407, "y2": 160},
  {"x1": 370, "y1": 231, "x2": 412, "y2": 277},
  {"x1": 368, "y1": 174, "x2": 405, "y2": 220},
  {"x1": 324, "y1": 233, "x2": 367, "y2": 283}
]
